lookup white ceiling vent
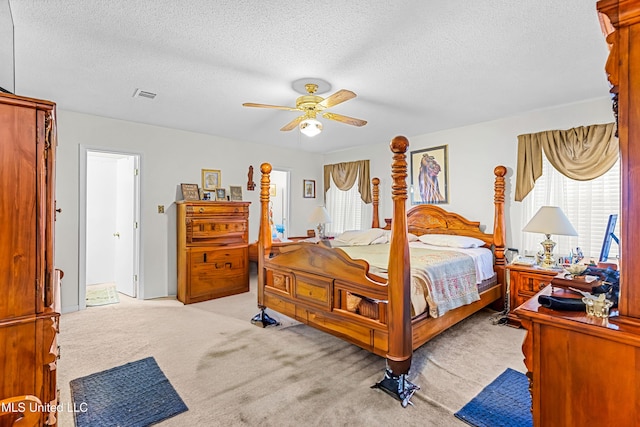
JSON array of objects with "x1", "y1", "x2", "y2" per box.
[{"x1": 132, "y1": 88, "x2": 157, "y2": 100}]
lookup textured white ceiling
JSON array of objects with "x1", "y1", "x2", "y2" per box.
[{"x1": 9, "y1": 0, "x2": 611, "y2": 153}]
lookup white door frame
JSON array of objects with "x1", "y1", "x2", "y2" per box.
[{"x1": 79, "y1": 145, "x2": 142, "y2": 308}]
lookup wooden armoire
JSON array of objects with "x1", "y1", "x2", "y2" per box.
[
  {"x1": 0, "y1": 92, "x2": 61, "y2": 426},
  {"x1": 514, "y1": 1, "x2": 640, "y2": 425}
]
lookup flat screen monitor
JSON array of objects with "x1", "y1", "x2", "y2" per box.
[{"x1": 599, "y1": 214, "x2": 619, "y2": 263}]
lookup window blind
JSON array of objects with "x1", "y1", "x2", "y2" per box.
[
  {"x1": 325, "y1": 179, "x2": 371, "y2": 235},
  {"x1": 522, "y1": 155, "x2": 620, "y2": 261}
]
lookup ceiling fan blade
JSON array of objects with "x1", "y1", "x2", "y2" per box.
[
  {"x1": 322, "y1": 112, "x2": 367, "y2": 127},
  {"x1": 243, "y1": 102, "x2": 298, "y2": 111},
  {"x1": 280, "y1": 115, "x2": 306, "y2": 131},
  {"x1": 316, "y1": 89, "x2": 356, "y2": 110}
]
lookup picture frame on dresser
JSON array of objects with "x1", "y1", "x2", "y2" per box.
[
  {"x1": 202, "y1": 169, "x2": 221, "y2": 191},
  {"x1": 229, "y1": 185, "x2": 243, "y2": 201},
  {"x1": 181, "y1": 183, "x2": 200, "y2": 201},
  {"x1": 216, "y1": 188, "x2": 227, "y2": 201}
]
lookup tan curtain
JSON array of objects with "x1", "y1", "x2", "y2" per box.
[
  {"x1": 515, "y1": 122, "x2": 618, "y2": 201},
  {"x1": 323, "y1": 160, "x2": 371, "y2": 203}
]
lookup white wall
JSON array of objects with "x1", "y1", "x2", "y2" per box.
[
  {"x1": 55, "y1": 110, "x2": 324, "y2": 312},
  {"x1": 323, "y1": 97, "x2": 616, "y2": 252}
]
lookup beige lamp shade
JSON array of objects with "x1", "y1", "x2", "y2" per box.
[
  {"x1": 308, "y1": 206, "x2": 332, "y2": 224},
  {"x1": 522, "y1": 206, "x2": 577, "y2": 236}
]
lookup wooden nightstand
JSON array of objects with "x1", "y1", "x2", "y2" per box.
[{"x1": 506, "y1": 264, "x2": 559, "y2": 327}]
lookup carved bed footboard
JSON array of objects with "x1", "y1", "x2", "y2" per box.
[{"x1": 260, "y1": 243, "x2": 393, "y2": 355}]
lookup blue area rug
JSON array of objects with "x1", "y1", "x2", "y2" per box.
[
  {"x1": 70, "y1": 357, "x2": 188, "y2": 427},
  {"x1": 454, "y1": 368, "x2": 532, "y2": 427}
]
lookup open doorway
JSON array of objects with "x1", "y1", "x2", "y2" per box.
[
  {"x1": 270, "y1": 169, "x2": 290, "y2": 239},
  {"x1": 79, "y1": 147, "x2": 141, "y2": 309}
]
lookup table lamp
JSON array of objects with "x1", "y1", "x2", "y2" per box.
[
  {"x1": 522, "y1": 206, "x2": 578, "y2": 269},
  {"x1": 309, "y1": 206, "x2": 331, "y2": 239}
]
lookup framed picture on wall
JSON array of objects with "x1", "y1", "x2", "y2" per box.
[
  {"x1": 181, "y1": 183, "x2": 200, "y2": 201},
  {"x1": 410, "y1": 145, "x2": 449, "y2": 204},
  {"x1": 303, "y1": 179, "x2": 316, "y2": 198},
  {"x1": 202, "y1": 169, "x2": 221, "y2": 191}
]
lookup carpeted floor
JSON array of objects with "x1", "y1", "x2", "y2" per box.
[
  {"x1": 57, "y1": 272, "x2": 527, "y2": 426},
  {"x1": 85, "y1": 283, "x2": 119, "y2": 307}
]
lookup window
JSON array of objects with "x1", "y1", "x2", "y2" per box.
[
  {"x1": 522, "y1": 155, "x2": 620, "y2": 261},
  {"x1": 325, "y1": 181, "x2": 371, "y2": 235}
]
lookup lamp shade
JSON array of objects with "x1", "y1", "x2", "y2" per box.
[
  {"x1": 523, "y1": 206, "x2": 578, "y2": 236},
  {"x1": 309, "y1": 206, "x2": 331, "y2": 224},
  {"x1": 299, "y1": 118, "x2": 322, "y2": 137}
]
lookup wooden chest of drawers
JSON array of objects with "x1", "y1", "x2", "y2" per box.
[
  {"x1": 177, "y1": 201, "x2": 250, "y2": 304},
  {"x1": 506, "y1": 264, "x2": 558, "y2": 327}
]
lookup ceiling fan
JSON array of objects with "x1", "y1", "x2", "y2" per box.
[{"x1": 242, "y1": 82, "x2": 367, "y2": 137}]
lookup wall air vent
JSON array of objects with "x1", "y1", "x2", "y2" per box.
[{"x1": 132, "y1": 88, "x2": 157, "y2": 99}]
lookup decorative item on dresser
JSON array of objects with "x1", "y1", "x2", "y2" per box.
[
  {"x1": 513, "y1": 2, "x2": 640, "y2": 425},
  {"x1": 176, "y1": 201, "x2": 250, "y2": 304},
  {"x1": 308, "y1": 206, "x2": 331, "y2": 239},
  {"x1": 506, "y1": 264, "x2": 558, "y2": 327},
  {"x1": 522, "y1": 206, "x2": 578, "y2": 269},
  {"x1": 0, "y1": 92, "x2": 61, "y2": 426},
  {"x1": 180, "y1": 183, "x2": 200, "y2": 201}
]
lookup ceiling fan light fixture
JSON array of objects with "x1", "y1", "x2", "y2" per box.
[{"x1": 299, "y1": 118, "x2": 322, "y2": 137}]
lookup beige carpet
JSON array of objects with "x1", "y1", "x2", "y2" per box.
[{"x1": 57, "y1": 272, "x2": 526, "y2": 427}]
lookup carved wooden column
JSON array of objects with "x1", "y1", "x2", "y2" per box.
[
  {"x1": 372, "y1": 136, "x2": 419, "y2": 407},
  {"x1": 371, "y1": 177, "x2": 380, "y2": 228},
  {"x1": 492, "y1": 165, "x2": 507, "y2": 298},
  {"x1": 251, "y1": 162, "x2": 278, "y2": 327}
]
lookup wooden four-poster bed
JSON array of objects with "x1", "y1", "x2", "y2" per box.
[{"x1": 253, "y1": 136, "x2": 507, "y2": 406}]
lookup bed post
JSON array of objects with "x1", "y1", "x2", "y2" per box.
[
  {"x1": 372, "y1": 136, "x2": 419, "y2": 407},
  {"x1": 371, "y1": 177, "x2": 380, "y2": 228},
  {"x1": 491, "y1": 165, "x2": 507, "y2": 311},
  {"x1": 251, "y1": 162, "x2": 279, "y2": 327}
]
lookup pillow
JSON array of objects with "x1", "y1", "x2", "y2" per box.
[
  {"x1": 418, "y1": 233, "x2": 485, "y2": 248},
  {"x1": 379, "y1": 230, "x2": 419, "y2": 242},
  {"x1": 334, "y1": 228, "x2": 387, "y2": 246}
]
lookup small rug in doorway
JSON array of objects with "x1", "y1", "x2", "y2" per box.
[
  {"x1": 70, "y1": 356, "x2": 188, "y2": 427},
  {"x1": 454, "y1": 368, "x2": 532, "y2": 427},
  {"x1": 86, "y1": 284, "x2": 119, "y2": 306}
]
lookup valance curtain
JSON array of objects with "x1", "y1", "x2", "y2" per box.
[
  {"x1": 515, "y1": 122, "x2": 618, "y2": 201},
  {"x1": 323, "y1": 160, "x2": 371, "y2": 204}
]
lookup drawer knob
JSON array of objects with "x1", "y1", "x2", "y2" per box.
[
  {"x1": 199, "y1": 207, "x2": 204, "y2": 213},
  {"x1": 539, "y1": 282, "x2": 546, "y2": 290}
]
